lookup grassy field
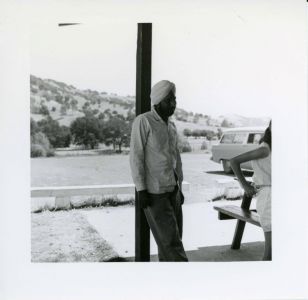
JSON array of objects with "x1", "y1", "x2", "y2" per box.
[
  {"x1": 31, "y1": 152, "x2": 247, "y2": 203},
  {"x1": 32, "y1": 152, "x2": 221, "y2": 186}
]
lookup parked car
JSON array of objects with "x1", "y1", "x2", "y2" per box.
[{"x1": 211, "y1": 127, "x2": 266, "y2": 174}]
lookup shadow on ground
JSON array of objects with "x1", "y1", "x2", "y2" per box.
[
  {"x1": 125, "y1": 242, "x2": 266, "y2": 262},
  {"x1": 206, "y1": 170, "x2": 254, "y2": 177}
]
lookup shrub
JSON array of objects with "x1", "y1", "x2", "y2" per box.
[
  {"x1": 32, "y1": 132, "x2": 50, "y2": 150},
  {"x1": 201, "y1": 141, "x2": 208, "y2": 150},
  {"x1": 37, "y1": 117, "x2": 71, "y2": 148},
  {"x1": 177, "y1": 134, "x2": 192, "y2": 153},
  {"x1": 30, "y1": 131, "x2": 54, "y2": 157},
  {"x1": 46, "y1": 149, "x2": 55, "y2": 157},
  {"x1": 31, "y1": 144, "x2": 46, "y2": 157},
  {"x1": 181, "y1": 141, "x2": 192, "y2": 153}
]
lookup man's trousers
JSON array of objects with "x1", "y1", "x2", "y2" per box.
[{"x1": 144, "y1": 187, "x2": 188, "y2": 262}]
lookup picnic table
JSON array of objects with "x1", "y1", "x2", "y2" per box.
[{"x1": 214, "y1": 192, "x2": 261, "y2": 249}]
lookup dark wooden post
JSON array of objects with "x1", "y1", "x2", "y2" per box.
[
  {"x1": 135, "y1": 23, "x2": 152, "y2": 261},
  {"x1": 231, "y1": 193, "x2": 252, "y2": 249}
]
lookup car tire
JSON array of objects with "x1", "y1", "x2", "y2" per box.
[{"x1": 222, "y1": 159, "x2": 233, "y2": 174}]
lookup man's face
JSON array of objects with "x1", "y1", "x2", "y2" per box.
[{"x1": 159, "y1": 91, "x2": 177, "y2": 117}]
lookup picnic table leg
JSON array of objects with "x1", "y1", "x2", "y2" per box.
[{"x1": 231, "y1": 193, "x2": 252, "y2": 250}]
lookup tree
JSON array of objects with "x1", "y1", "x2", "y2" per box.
[
  {"x1": 191, "y1": 129, "x2": 201, "y2": 138},
  {"x1": 126, "y1": 110, "x2": 135, "y2": 122},
  {"x1": 60, "y1": 105, "x2": 67, "y2": 115},
  {"x1": 40, "y1": 104, "x2": 50, "y2": 116},
  {"x1": 70, "y1": 116, "x2": 100, "y2": 149},
  {"x1": 98, "y1": 112, "x2": 106, "y2": 120},
  {"x1": 92, "y1": 109, "x2": 99, "y2": 115},
  {"x1": 221, "y1": 119, "x2": 230, "y2": 128},
  {"x1": 70, "y1": 99, "x2": 78, "y2": 111},
  {"x1": 57, "y1": 126, "x2": 71, "y2": 148},
  {"x1": 217, "y1": 128, "x2": 223, "y2": 139},
  {"x1": 183, "y1": 128, "x2": 192, "y2": 137},
  {"x1": 55, "y1": 94, "x2": 63, "y2": 104},
  {"x1": 31, "y1": 86, "x2": 38, "y2": 94},
  {"x1": 103, "y1": 108, "x2": 112, "y2": 118},
  {"x1": 193, "y1": 115, "x2": 199, "y2": 124},
  {"x1": 30, "y1": 118, "x2": 39, "y2": 136},
  {"x1": 102, "y1": 116, "x2": 131, "y2": 152},
  {"x1": 205, "y1": 130, "x2": 215, "y2": 140},
  {"x1": 37, "y1": 116, "x2": 71, "y2": 148}
]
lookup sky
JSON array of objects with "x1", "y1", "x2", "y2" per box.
[{"x1": 29, "y1": 1, "x2": 301, "y2": 118}]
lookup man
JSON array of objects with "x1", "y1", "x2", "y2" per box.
[{"x1": 129, "y1": 80, "x2": 188, "y2": 262}]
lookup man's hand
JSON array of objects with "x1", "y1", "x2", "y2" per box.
[
  {"x1": 138, "y1": 190, "x2": 150, "y2": 209},
  {"x1": 179, "y1": 189, "x2": 185, "y2": 205}
]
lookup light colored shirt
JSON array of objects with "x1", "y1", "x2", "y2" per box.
[
  {"x1": 252, "y1": 142, "x2": 271, "y2": 186},
  {"x1": 129, "y1": 107, "x2": 183, "y2": 194}
]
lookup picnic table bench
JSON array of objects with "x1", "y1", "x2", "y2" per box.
[{"x1": 214, "y1": 192, "x2": 261, "y2": 250}]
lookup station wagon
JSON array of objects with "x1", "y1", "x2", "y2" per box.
[{"x1": 211, "y1": 127, "x2": 266, "y2": 173}]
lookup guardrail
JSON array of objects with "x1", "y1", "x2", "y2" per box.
[
  {"x1": 31, "y1": 182, "x2": 190, "y2": 212},
  {"x1": 31, "y1": 182, "x2": 190, "y2": 197}
]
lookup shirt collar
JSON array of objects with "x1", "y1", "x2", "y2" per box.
[{"x1": 151, "y1": 106, "x2": 169, "y2": 124}]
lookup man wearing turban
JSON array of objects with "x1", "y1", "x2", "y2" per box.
[{"x1": 129, "y1": 80, "x2": 188, "y2": 261}]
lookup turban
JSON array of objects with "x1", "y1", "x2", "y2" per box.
[{"x1": 150, "y1": 80, "x2": 176, "y2": 106}]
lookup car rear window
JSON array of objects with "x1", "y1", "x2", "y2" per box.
[
  {"x1": 220, "y1": 133, "x2": 247, "y2": 144},
  {"x1": 247, "y1": 133, "x2": 263, "y2": 144},
  {"x1": 220, "y1": 133, "x2": 235, "y2": 144},
  {"x1": 233, "y1": 133, "x2": 247, "y2": 144}
]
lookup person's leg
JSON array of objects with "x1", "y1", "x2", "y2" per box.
[
  {"x1": 170, "y1": 186, "x2": 183, "y2": 238},
  {"x1": 256, "y1": 188, "x2": 271, "y2": 261},
  {"x1": 263, "y1": 231, "x2": 272, "y2": 261},
  {"x1": 144, "y1": 192, "x2": 188, "y2": 262}
]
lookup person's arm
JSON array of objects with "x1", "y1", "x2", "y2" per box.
[
  {"x1": 230, "y1": 145, "x2": 270, "y2": 197},
  {"x1": 175, "y1": 131, "x2": 184, "y2": 204},
  {"x1": 129, "y1": 116, "x2": 150, "y2": 208},
  {"x1": 175, "y1": 147, "x2": 183, "y2": 188}
]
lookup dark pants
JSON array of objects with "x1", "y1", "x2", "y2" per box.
[{"x1": 144, "y1": 187, "x2": 188, "y2": 262}]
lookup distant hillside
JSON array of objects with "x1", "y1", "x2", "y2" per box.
[{"x1": 30, "y1": 75, "x2": 269, "y2": 132}]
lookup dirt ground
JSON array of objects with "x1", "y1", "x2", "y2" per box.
[{"x1": 31, "y1": 210, "x2": 122, "y2": 262}]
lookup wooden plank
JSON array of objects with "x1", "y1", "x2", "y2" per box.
[
  {"x1": 217, "y1": 211, "x2": 236, "y2": 220},
  {"x1": 135, "y1": 23, "x2": 152, "y2": 262},
  {"x1": 214, "y1": 205, "x2": 261, "y2": 227},
  {"x1": 231, "y1": 193, "x2": 253, "y2": 249}
]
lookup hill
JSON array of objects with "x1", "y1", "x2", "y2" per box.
[{"x1": 30, "y1": 75, "x2": 269, "y2": 133}]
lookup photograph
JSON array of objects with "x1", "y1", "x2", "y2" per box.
[
  {"x1": 30, "y1": 20, "x2": 272, "y2": 263},
  {"x1": 1, "y1": 1, "x2": 307, "y2": 300}
]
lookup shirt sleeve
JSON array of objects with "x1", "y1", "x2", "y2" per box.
[
  {"x1": 129, "y1": 115, "x2": 149, "y2": 192},
  {"x1": 175, "y1": 128, "x2": 184, "y2": 186}
]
